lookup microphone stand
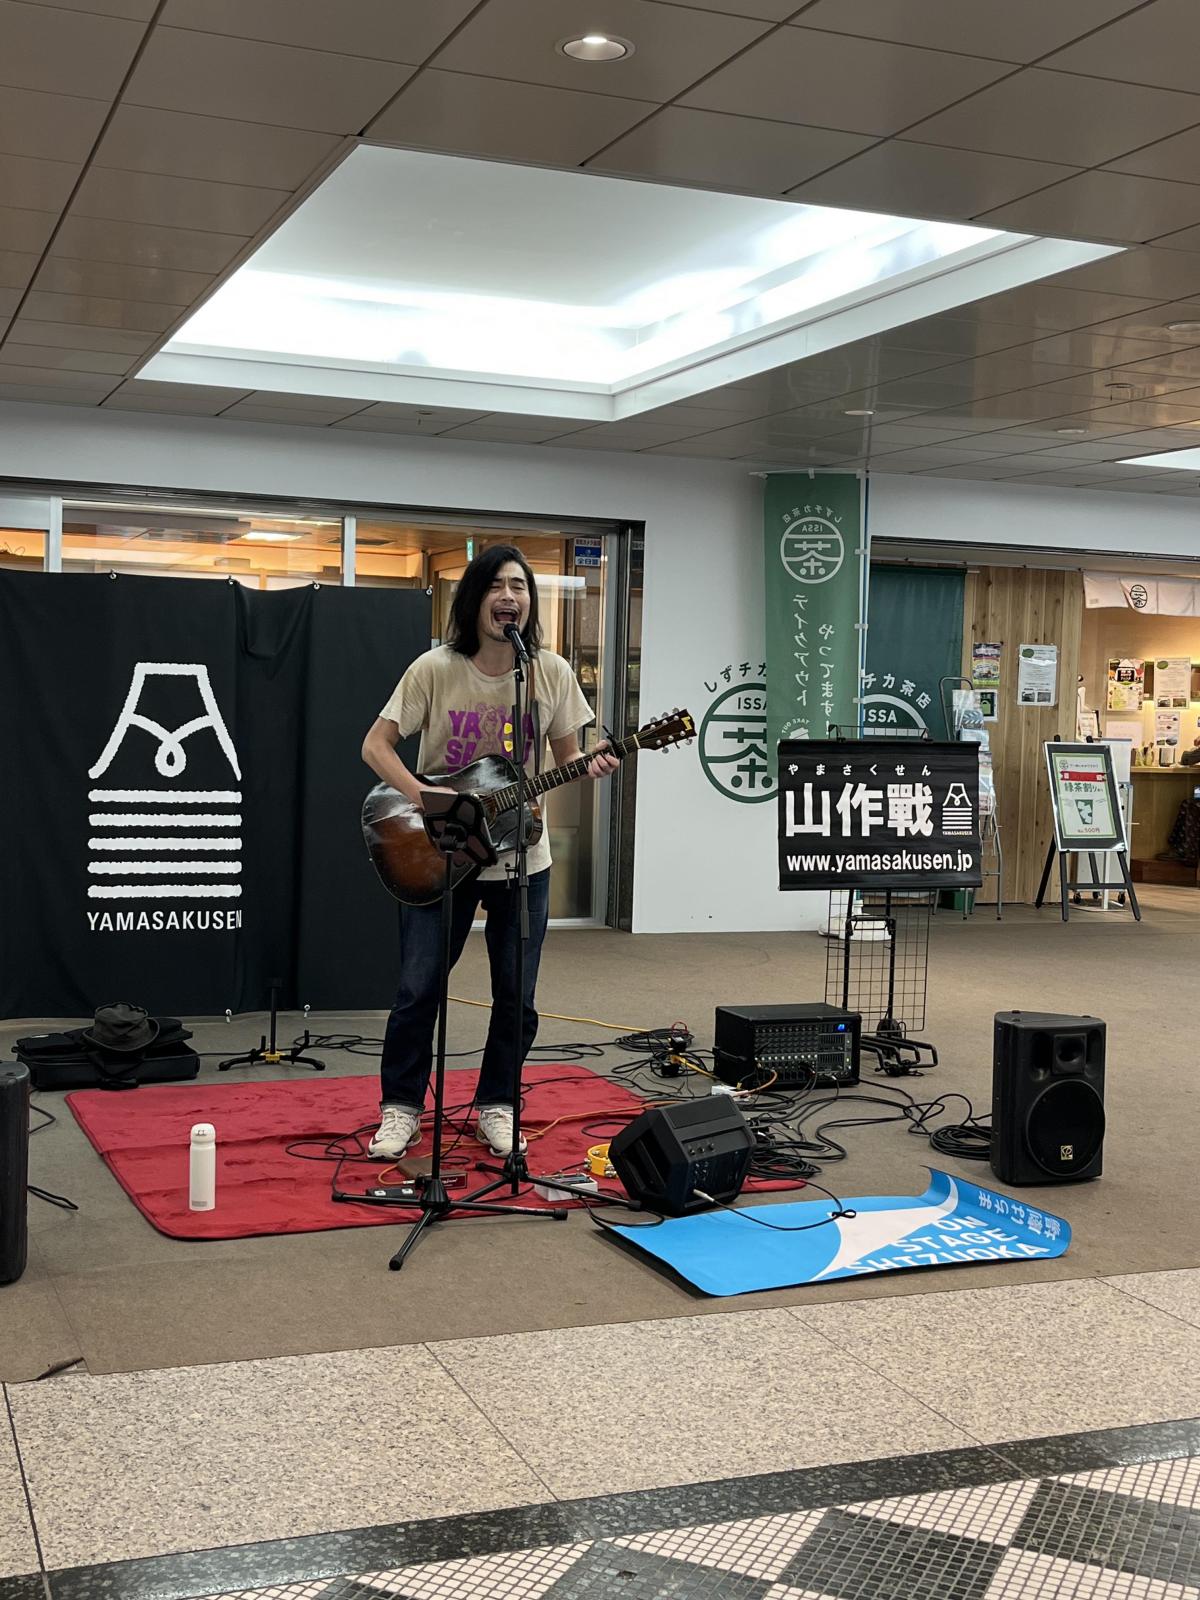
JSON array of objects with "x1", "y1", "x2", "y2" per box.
[{"x1": 466, "y1": 625, "x2": 562, "y2": 1202}]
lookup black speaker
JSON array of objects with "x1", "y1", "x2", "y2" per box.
[
  {"x1": 991, "y1": 1011, "x2": 1105, "y2": 1185},
  {"x1": 610, "y1": 1097, "x2": 754, "y2": 1216},
  {"x1": 0, "y1": 1063, "x2": 29, "y2": 1286}
]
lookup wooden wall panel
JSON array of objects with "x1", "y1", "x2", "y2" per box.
[{"x1": 962, "y1": 568, "x2": 1082, "y2": 903}]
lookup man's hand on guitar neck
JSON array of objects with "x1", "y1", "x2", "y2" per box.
[{"x1": 586, "y1": 745, "x2": 621, "y2": 780}]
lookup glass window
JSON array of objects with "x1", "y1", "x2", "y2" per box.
[
  {"x1": 60, "y1": 501, "x2": 343, "y2": 585},
  {"x1": 0, "y1": 527, "x2": 46, "y2": 572}
]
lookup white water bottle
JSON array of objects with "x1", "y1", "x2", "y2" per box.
[{"x1": 189, "y1": 1123, "x2": 216, "y2": 1211}]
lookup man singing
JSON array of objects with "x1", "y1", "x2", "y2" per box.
[{"x1": 361, "y1": 544, "x2": 618, "y2": 1160}]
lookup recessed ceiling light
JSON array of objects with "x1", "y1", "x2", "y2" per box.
[
  {"x1": 1165, "y1": 320, "x2": 1200, "y2": 333},
  {"x1": 236, "y1": 529, "x2": 302, "y2": 542},
  {"x1": 560, "y1": 33, "x2": 632, "y2": 61},
  {"x1": 1106, "y1": 380, "x2": 1135, "y2": 393},
  {"x1": 1055, "y1": 427, "x2": 1089, "y2": 436},
  {"x1": 844, "y1": 408, "x2": 875, "y2": 416}
]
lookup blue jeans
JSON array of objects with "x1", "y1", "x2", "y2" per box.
[{"x1": 380, "y1": 868, "x2": 551, "y2": 1111}]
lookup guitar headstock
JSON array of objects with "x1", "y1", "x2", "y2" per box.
[{"x1": 636, "y1": 708, "x2": 696, "y2": 752}]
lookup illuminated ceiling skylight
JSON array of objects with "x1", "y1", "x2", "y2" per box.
[
  {"x1": 1119, "y1": 446, "x2": 1200, "y2": 469},
  {"x1": 144, "y1": 146, "x2": 1121, "y2": 422}
]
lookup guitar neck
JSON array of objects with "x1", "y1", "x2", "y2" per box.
[{"x1": 491, "y1": 731, "x2": 641, "y2": 814}]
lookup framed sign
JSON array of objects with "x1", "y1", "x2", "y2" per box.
[
  {"x1": 1044, "y1": 743, "x2": 1126, "y2": 853},
  {"x1": 778, "y1": 739, "x2": 982, "y2": 891}
]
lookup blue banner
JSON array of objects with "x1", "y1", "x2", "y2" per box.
[{"x1": 605, "y1": 1169, "x2": 1070, "y2": 1297}]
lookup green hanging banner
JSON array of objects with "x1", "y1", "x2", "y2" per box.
[
  {"x1": 863, "y1": 565, "x2": 965, "y2": 740},
  {"x1": 764, "y1": 474, "x2": 864, "y2": 758}
]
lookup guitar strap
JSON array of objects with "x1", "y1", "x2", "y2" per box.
[{"x1": 529, "y1": 652, "x2": 541, "y2": 775}]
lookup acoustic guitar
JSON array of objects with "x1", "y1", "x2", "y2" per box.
[{"x1": 362, "y1": 708, "x2": 695, "y2": 905}]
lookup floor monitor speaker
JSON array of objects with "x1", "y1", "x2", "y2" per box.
[
  {"x1": 610, "y1": 1097, "x2": 753, "y2": 1216},
  {"x1": 0, "y1": 1063, "x2": 29, "y2": 1285},
  {"x1": 991, "y1": 1011, "x2": 1105, "y2": 1185}
]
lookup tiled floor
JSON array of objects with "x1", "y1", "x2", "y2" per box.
[
  {"x1": 0, "y1": 1269, "x2": 1196, "y2": 1600},
  {"x1": 122, "y1": 1452, "x2": 1200, "y2": 1599}
]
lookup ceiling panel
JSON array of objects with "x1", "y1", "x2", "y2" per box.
[
  {"x1": 683, "y1": 27, "x2": 1009, "y2": 135},
  {"x1": 0, "y1": 204, "x2": 55, "y2": 254},
  {"x1": 438, "y1": 420, "x2": 585, "y2": 444},
  {"x1": 0, "y1": 341, "x2": 133, "y2": 374},
  {"x1": 50, "y1": 215, "x2": 249, "y2": 274},
  {"x1": 123, "y1": 27, "x2": 411, "y2": 134},
  {"x1": 792, "y1": 0, "x2": 1143, "y2": 61},
  {"x1": 32, "y1": 257, "x2": 214, "y2": 306},
  {"x1": 0, "y1": 1, "x2": 147, "y2": 99},
  {"x1": 6, "y1": 317, "x2": 157, "y2": 355},
  {"x1": 1111, "y1": 348, "x2": 1200, "y2": 383},
  {"x1": 907, "y1": 69, "x2": 1200, "y2": 168},
  {"x1": 646, "y1": 0, "x2": 798, "y2": 17},
  {"x1": 0, "y1": 381, "x2": 107, "y2": 404},
  {"x1": 369, "y1": 72, "x2": 655, "y2": 168},
  {"x1": 590, "y1": 107, "x2": 874, "y2": 194},
  {"x1": 437, "y1": 0, "x2": 768, "y2": 103},
  {"x1": 20, "y1": 290, "x2": 185, "y2": 333},
  {"x1": 1021, "y1": 330, "x2": 1184, "y2": 369},
  {"x1": 0, "y1": 289, "x2": 21, "y2": 318},
  {"x1": 1152, "y1": 221, "x2": 1200, "y2": 253},
  {"x1": 1044, "y1": 0, "x2": 1200, "y2": 93},
  {"x1": 1073, "y1": 299, "x2": 1200, "y2": 343},
  {"x1": 160, "y1": 0, "x2": 476, "y2": 63},
  {"x1": 214, "y1": 403, "x2": 363, "y2": 426},
  {"x1": 877, "y1": 316, "x2": 1041, "y2": 359},
  {"x1": 70, "y1": 166, "x2": 291, "y2": 235},
  {"x1": 1104, "y1": 125, "x2": 1200, "y2": 186},
  {"x1": 0, "y1": 362, "x2": 116, "y2": 391},
  {"x1": 1076, "y1": 396, "x2": 1200, "y2": 426},
  {"x1": 16, "y1": 0, "x2": 157, "y2": 16},
  {"x1": 0, "y1": 152, "x2": 81, "y2": 213},
  {"x1": 0, "y1": 249, "x2": 36, "y2": 290},
  {"x1": 958, "y1": 283, "x2": 1160, "y2": 333},
  {"x1": 1044, "y1": 245, "x2": 1200, "y2": 301},
  {"x1": 98, "y1": 106, "x2": 342, "y2": 189},
  {"x1": 102, "y1": 379, "x2": 254, "y2": 412},
  {"x1": 789, "y1": 140, "x2": 1077, "y2": 220},
  {"x1": 981, "y1": 169, "x2": 1200, "y2": 244},
  {"x1": 0, "y1": 85, "x2": 108, "y2": 163},
  {"x1": 233, "y1": 389, "x2": 373, "y2": 412}
]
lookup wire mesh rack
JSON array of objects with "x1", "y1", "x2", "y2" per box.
[{"x1": 824, "y1": 888, "x2": 937, "y2": 1074}]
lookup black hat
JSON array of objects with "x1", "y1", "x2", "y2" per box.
[{"x1": 82, "y1": 1003, "x2": 159, "y2": 1054}]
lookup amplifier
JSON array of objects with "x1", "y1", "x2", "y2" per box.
[{"x1": 713, "y1": 1002, "x2": 861, "y2": 1089}]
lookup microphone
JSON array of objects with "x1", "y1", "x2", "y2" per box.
[{"x1": 503, "y1": 622, "x2": 530, "y2": 662}]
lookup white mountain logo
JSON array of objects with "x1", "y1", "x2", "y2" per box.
[{"x1": 86, "y1": 663, "x2": 244, "y2": 930}]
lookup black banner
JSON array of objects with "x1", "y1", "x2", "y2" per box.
[
  {"x1": 778, "y1": 739, "x2": 982, "y2": 890},
  {"x1": 0, "y1": 572, "x2": 429, "y2": 1018}
]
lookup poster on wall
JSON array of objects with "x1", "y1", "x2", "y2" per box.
[
  {"x1": 1107, "y1": 658, "x2": 1144, "y2": 711},
  {"x1": 1017, "y1": 644, "x2": 1058, "y2": 706},
  {"x1": 971, "y1": 642, "x2": 1002, "y2": 689},
  {"x1": 978, "y1": 690, "x2": 998, "y2": 722},
  {"x1": 763, "y1": 474, "x2": 863, "y2": 754},
  {"x1": 777, "y1": 738, "x2": 981, "y2": 891},
  {"x1": 1153, "y1": 656, "x2": 1191, "y2": 708},
  {"x1": 1155, "y1": 708, "x2": 1181, "y2": 746},
  {"x1": 1045, "y1": 743, "x2": 1125, "y2": 852},
  {"x1": 863, "y1": 565, "x2": 964, "y2": 739}
]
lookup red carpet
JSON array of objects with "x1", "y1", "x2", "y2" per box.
[{"x1": 66, "y1": 1066, "x2": 801, "y2": 1241}]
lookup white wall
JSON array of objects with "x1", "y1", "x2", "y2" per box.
[
  {"x1": 870, "y1": 473, "x2": 1200, "y2": 560},
  {"x1": 4, "y1": 399, "x2": 1199, "y2": 931}
]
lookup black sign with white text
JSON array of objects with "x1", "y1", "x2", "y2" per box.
[
  {"x1": 778, "y1": 739, "x2": 982, "y2": 890},
  {"x1": 0, "y1": 572, "x2": 429, "y2": 1018}
]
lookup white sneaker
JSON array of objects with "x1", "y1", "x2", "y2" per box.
[
  {"x1": 475, "y1": 1105, "x2": 527, "y2": 1157},
  {"x1": 369, "y1": 1105, "x2": 422, "y2": 1159}
]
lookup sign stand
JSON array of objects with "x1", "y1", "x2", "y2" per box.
[{"x1": 1035, "y1": 740, "x2": 1141, "y2": 924}]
